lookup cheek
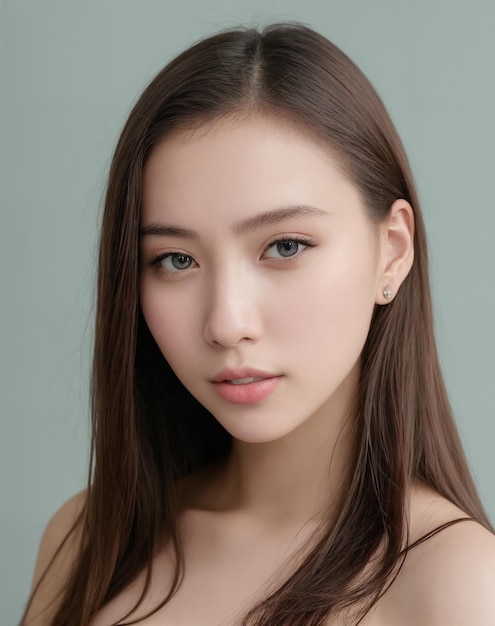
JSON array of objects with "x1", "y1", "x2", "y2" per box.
[
  {"x1": 140, "y1": 281, "x2": 198, "y2": 363},
  {"x1": 269, "y1": 253, "x2": 377, "y2": 357},
  {"x1": 248, "y1": 256, "x2": 376, "y2": 432}
]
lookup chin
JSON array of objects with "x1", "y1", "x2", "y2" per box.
[{"x1": 216, "y1": 415, "x2": 306, "y2": 445}]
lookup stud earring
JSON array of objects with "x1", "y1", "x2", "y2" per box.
[{"x1": 383, "y1": 287, "x2": 393, "y2": 300}]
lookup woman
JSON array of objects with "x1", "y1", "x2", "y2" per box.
[{"x1": 22, "y1": 22, "x2": 495, "y2": 626}]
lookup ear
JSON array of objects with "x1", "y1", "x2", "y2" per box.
[{"x1": 376, "y1": 199, "x2": 415, "y2": 304}]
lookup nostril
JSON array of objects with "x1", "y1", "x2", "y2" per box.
[{"x1": 203, "y1": 312, "x2": 262, "y2": 348}]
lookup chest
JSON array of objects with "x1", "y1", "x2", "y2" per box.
[{"x1": 90, "y1": 513, "x2": 388, "y2": 626}]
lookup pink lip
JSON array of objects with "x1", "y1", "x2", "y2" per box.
[
  {"x1": 210, "y1": 368, "x2": 282, "y2": 404},
  {"x1": 210, "y1": 368, "x2": 279, "y2": 383}
]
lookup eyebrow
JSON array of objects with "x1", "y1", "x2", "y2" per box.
[{"x1": 139, "y1": 204, "x2": 328, "y2": 239}]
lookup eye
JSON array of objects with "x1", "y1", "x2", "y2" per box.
[
  {"x1": 153, "y1": 252, "x2": 197, "y2": 272},
  {"x1": 263, "y1": 237, "x2": 313, "y2": 259}
]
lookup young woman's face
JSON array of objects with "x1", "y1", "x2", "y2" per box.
[{"x1": 140, "y1": 116, "x2": 385, "y2": 443}]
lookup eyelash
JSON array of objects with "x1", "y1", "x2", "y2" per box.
[
  {"x1": 263, "y1": 235, "x2": 316, "y2": 261},
  {"x1": 148, "y1": 235, "x2": 316, "y2": 274}
]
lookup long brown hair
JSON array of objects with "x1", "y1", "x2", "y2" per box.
[{"x1": 25, "y1": 22, "x2": 492, "y2": 626}]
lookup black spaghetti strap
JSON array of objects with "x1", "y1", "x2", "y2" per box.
[{"x1": 405, "y1": 517, "x2": 474, "y2": 553}]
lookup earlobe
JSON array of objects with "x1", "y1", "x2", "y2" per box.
[{"x1": 377, "y1": 199, "x2": 415, "y2": 304}]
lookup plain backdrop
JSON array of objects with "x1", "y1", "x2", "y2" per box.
[{"x1": 1, "y1": 0, "x2": 494, "y2": 622}]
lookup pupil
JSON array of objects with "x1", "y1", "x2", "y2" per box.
[
  {"x1": 172, "y1": 254, "x2": 191, "y2": 269},
  {"x1": 277, "y1": 241, "x2": 298, "y2": 257}
]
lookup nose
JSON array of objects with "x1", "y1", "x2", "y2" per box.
[{"x1": 203, "y1": 269, "x2": 262, "y2": 348}]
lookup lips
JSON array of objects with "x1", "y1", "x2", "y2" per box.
[
  {"x1": 210, "y1": 368, "x2": 282, "y2": 404},
  {"x1": 210, "y1": 368, "x2": 279, "y2": 383}
]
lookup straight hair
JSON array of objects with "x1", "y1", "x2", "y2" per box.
[{"x1": 23, "y1": 22, "x2": 492, "y2": 626}]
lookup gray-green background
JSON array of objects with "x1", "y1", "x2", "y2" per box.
[{"x1": 2, "y1": 1, "x2": 494, "y2": 622}]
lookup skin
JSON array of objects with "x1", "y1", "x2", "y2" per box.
[
  {"x1": 24, "y1": 116, "x2": 495, "y2": 626},
  {"x1": 138, "y1": 115, "x2": 413, "y2": 523}
]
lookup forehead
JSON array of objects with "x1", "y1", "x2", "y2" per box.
[
  {"x1": 141, "y1": 116, "x2": 364, "y2": 226},
  {"x1": 145, "y1": 114, "x2": 339, "y2": 177}
]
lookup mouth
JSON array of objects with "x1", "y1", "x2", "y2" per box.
[
  {"x1": 225, "y1": 377, "x2": 265, "y2": 385},
  {"x1": 210, "y1": 368, "x2": 280, "y2": 384},
  {"x1": 210, "y1": 369, "x2": 282, "y2": 404}
]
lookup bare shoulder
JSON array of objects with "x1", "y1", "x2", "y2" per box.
[
  {"x1": 376, "y1": 486, "x2": 495, "y2": 626},
  {"x1": 400, "y1": 520, "x2": 495, "y2": 625},
  {"x1": 22, "y1": 490, "x2": 87, "y2": 625},
  {"x1": 35, "y1": 490, "x2": 87, "y2": 566}
]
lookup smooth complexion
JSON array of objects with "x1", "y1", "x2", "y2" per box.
[
  {"x1": 140, "y1": 115, "x2": 411, "y2": 443},
  {"x1": 138, "y1": 115, "x2": 414, "y2": 527}
]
